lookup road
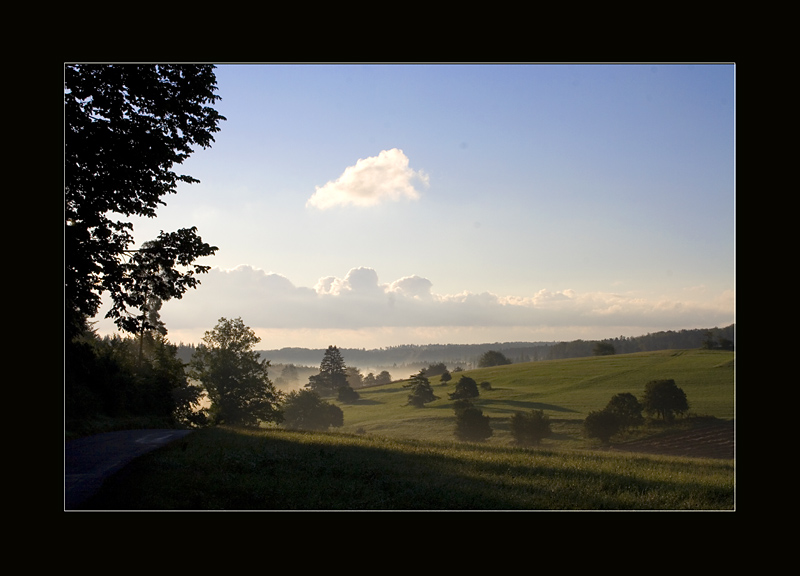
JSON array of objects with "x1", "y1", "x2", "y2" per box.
[{"x1": 64, "y1": 429, "x2": 192, "y2": 510}]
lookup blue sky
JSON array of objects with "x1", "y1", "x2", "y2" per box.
[{"x1": 96, "y1": 63, "x2": 735, "y2": 349}]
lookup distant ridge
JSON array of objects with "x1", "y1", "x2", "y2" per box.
[{"x1": 254, "y1": 324, "x2": 734, "y2": 369}]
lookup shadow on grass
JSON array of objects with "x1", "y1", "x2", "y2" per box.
[{"x1": 81, "y1": 426, "x2": 734, "y2": 511}]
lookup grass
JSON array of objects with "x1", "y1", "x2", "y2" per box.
[
  {"x1": 82, "y1": 425, "x2": 734, "y2": 510},
  {"x1": 334, "y1": 349, "x2": 734, "y2": 448},
  {"x1": 79, "y1": 348, "x2": 735, "y2": 510}
]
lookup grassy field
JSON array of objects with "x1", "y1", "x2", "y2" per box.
[
  {"x1": 334, "y1": 348, "x2": 734, "y2": 448},
  {"x1": 83, "y1": 425, "x2": 734, "y2": 510},
  {"x1": 80, "y1": 349, "x2": 735, "y2": 510}
]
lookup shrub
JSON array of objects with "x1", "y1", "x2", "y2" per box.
[
  {"x1": 454, "y1": 402, "x2": 492, "y2": 442},
  {"x1": 583, "y1": 410, "x2": 620, "y2": 444},
  {"x1": 510, "y1": 410, "x2": 552, "y2": 446},
  {"x1": 337, "y1": 385, "x2": 360, "y2": 403},
  {"x1": 282, "y1": 389, "x2": 344, "y2": 431}
]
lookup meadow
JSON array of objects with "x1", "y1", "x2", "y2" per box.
[
  {"x1": 335, "y1": 348, "x2": 735, "y2": 449},
  {"x1": 81, "y1": 349, "x2": 735, "y2": 510}
]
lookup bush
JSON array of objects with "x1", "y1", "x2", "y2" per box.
[
  {"x1": 454, "y1": 401, "x2": 492, "y2": 442},
  {"x1": 510, "y1": 410, "x2": 552, "y2": 446},
  {"x1": 583, "y1": 410, "x2": 620, "y2": 444},
  {"x1": 479, "y1": 381, "x2": 492, "y2": 391},
  {"x1": 337, "y1": 385, "x2": 360, "y2": 403},
  {"x1": 282, "y1": 389, "x2": 344, "y2": 431}
]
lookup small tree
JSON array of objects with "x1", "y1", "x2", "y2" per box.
[
  {"x1": 584, "y1": 410, "x2": 620, "y2": 444},
  {"x1": 478, "y1": 350, "x2": 512, "y2": 367},
  {"x1": 282, "y1": 389, "x2": 343, "y2": 431},
  {"x1": 454, "y1": 401, "x2": 492, "y2": 442},
  {"x1": 404, "y1": 369, "x2": 439, "y2": 407},
  {"x1": 605, "y1": 392, "x2": 644, "y2": 431},
  {"x1": 449, "y1": 375, "x2": 479, "y2": 400},
  {"x1": 510, "y1": 409, "x2": 552, "y2": 446},
  {"x1": 440, "y1": 370, "x2": 452, "y2": 384},
  {"x1": 642, "y1": 379, "x2": 689, "y2": 422},
  {"x1": 375, "y1": 370, "x2": 393, "y2": 386}
]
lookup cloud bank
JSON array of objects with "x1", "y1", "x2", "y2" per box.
[
  {"x1": 306, "y1": 148, "x2": 429, "y2": 209},
  {"x1": 144, "y1": 265, "x2": 734, "y2": 346}
]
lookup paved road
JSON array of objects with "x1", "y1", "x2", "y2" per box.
[{"x1": 64, "y1": 429, "x2": 192, "y2": 510}]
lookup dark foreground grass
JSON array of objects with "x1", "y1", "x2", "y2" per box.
[{"x1": 81, "y1": 426, "x2": 734, "y2": 511}]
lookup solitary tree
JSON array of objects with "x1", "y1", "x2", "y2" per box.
[
  {"x1": 642, "y1": 379, "x2": 689, "y2": 422},
  {"x1": 404, "y1": 369, "x2": 439, "y2": 407},
  {"x1": 190, "y1": 318, "x2": 283, "y2": 427},
  {"x1": 65, "y1": 64, "x2": 225, "y2": 341},
  {"x1": 307, "y1": 346, "x2": 348, "y2": 394},
  {"x1": 282, "y1": 389, "x2": 343, "y2": 431},
  {"x1": 478, "y1": 350, "x2": 512, "y2": 367},
  {"x1": 449, "y1": 376, "x2": 480, "y2": 400},
  {"x1": 375, "y1": 370, "x2": 393, "y2": 386},
  {"x1": 510, "y1": 409, "x2": 552, "y2": 446}
]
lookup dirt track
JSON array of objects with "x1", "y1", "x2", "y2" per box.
[{"x1": 609, "y1": 420, "x2": 734, "y2": 460}]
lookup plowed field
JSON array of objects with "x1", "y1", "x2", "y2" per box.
[{"x1": 609, "y1": 420, "x2": 734, "y2": 459}]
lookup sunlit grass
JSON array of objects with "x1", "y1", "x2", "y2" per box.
[{"x1": 334, "y1": 349, "x2": 734, "y2": 447}]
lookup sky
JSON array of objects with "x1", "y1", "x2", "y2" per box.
[{"x1": 94, "y1": 63, "x2": 735, "y2": 350}]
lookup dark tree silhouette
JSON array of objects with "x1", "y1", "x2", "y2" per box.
[
  {"x1": 307, "y1": 346, "x2": 349, "y2": 394},
  {"x1": 190, "y1": 318, "x2": 283, "y2": 427},
  {"x1": 404, "y1": 369, "x2": 439, "y2": 407},
  {"x1": 478, "y1": 350, "x2": 512, "y2": 367},
  {"x1": 65, "y1": 64, "x2": 225, "y2": 339},
  {"x1": 642, "y1": 379, "x2": 689, "y2": 422}
]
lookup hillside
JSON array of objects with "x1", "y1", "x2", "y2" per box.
[{"x1": 328, "y1": 348, "x2": 735, "y2": 450}]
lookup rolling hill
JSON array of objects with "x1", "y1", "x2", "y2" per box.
[{"x1": 329, "y1": 348, "x2": 735, "y2": 450}]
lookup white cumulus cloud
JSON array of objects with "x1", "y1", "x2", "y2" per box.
[{"x1": 306, "y1": 148, "x2": 429, "y2": 209}]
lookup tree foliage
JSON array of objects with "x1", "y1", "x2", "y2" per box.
[
  {"x1": 642, "y1": 379, "x2": 689, "y2": 421},
  {"x1": 478, "y1": 350, "x2": 512, "y2": 367},
  {"x1": 583, "y1": 410, "x2": 620, "y2": 444},
  {"x1": 308, "y1": 346, "x2": 349, "y2": 394},
  {"x1": 510, "y1": 410, "x2": 552, "y2": 446},
  {"x1": 64, "y1": 64, "x2": 224, "y2": 339},
  {"x1": 65, "y1": 330, "x2": 206, "y2": 430},
  {"x1": 593, "y1": 341, "x2": 616, "y2": 356},
  {"x1": 404, "y1": 369, "x2": 439, "y2": 407},
  {"x1": 449, "y1": 375, "x2": 479, "y2": 400},
  {"x1": 190, "y1": 318, "x2": 283, "y2": 427},
  {"x1": 282, "y1": 389, "x2": 344, "y2": 431},
  {"x1": 453, "y1": 401, "x2": 492, "y2": 442},
  {"x1": 605, "y1": 392, "x2": 644, "y2": 430}
]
